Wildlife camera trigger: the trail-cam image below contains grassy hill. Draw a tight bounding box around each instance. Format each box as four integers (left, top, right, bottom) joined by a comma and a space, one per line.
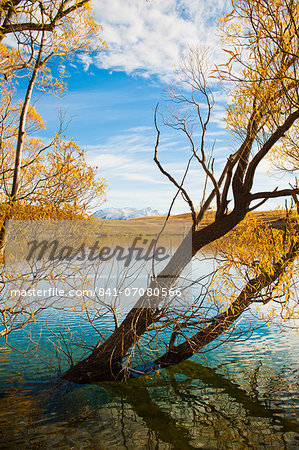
92, 210, 286, 240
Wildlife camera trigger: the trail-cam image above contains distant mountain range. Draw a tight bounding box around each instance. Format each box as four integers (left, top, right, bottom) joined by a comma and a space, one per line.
93, 207, 164, 220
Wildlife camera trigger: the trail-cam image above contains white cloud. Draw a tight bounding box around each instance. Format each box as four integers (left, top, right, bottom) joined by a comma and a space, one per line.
91, 0, 230, 79
89, 153, 130, 169
120, 172, 166, 184
86, 131, 156, 160
78, 54, 93, 71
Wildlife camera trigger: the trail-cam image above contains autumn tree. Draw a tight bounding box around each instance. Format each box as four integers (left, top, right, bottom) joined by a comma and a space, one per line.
0, 0, 106, 338
0, 0, 106, 221
61, 0, 299, 383
0, 0, 96, 75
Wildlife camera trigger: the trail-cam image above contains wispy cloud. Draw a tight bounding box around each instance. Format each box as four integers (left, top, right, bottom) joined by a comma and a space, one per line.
91, 0, 230, 79
90, 153, 130, 169
119, 173, 166, 184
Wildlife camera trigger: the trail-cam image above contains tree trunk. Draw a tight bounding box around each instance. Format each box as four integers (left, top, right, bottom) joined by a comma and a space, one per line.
0, 37, 43, 260
62, 205, 249, 383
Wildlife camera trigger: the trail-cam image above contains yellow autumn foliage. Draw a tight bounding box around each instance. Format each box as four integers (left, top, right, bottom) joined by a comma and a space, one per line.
213, 210, 299, 321
0, 0, 106, 224
218, 0, 299, 138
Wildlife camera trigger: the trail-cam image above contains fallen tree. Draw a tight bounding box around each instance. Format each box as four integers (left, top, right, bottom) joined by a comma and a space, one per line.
61, 0, 299, 383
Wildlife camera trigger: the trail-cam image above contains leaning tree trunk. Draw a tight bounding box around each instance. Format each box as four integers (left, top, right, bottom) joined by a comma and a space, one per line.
62, 205, 249, 383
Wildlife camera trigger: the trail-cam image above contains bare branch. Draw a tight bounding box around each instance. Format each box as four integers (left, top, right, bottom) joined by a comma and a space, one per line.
154, 104, 197, 228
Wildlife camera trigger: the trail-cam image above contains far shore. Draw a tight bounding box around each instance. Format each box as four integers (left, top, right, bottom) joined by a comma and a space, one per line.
89, 210, 287, 250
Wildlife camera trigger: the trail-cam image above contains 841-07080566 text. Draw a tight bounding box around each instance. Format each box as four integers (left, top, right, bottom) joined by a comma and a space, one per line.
9, 287, 182, 298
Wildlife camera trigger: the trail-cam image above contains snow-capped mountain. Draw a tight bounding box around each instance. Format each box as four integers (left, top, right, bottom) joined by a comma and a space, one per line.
93, 207, 164, 220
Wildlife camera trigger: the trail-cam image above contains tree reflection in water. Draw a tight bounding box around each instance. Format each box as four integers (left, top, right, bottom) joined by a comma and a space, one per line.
0, 359, 298, 448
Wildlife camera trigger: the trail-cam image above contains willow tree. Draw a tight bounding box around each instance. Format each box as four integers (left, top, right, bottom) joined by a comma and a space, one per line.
0, 0, 96, 75
60, 0, 299, 384
0, 0, 106, 226
0, 0, 106, 338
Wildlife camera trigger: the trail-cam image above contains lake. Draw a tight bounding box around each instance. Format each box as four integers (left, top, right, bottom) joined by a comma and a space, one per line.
0, 306, 298, 449
1, 225, 299, 448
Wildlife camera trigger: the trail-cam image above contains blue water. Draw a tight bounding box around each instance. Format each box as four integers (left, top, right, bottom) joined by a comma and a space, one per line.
0, 306, 298, 449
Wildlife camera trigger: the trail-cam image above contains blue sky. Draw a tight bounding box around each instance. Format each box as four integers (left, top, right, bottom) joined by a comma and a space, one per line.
27, 0, 293, 214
